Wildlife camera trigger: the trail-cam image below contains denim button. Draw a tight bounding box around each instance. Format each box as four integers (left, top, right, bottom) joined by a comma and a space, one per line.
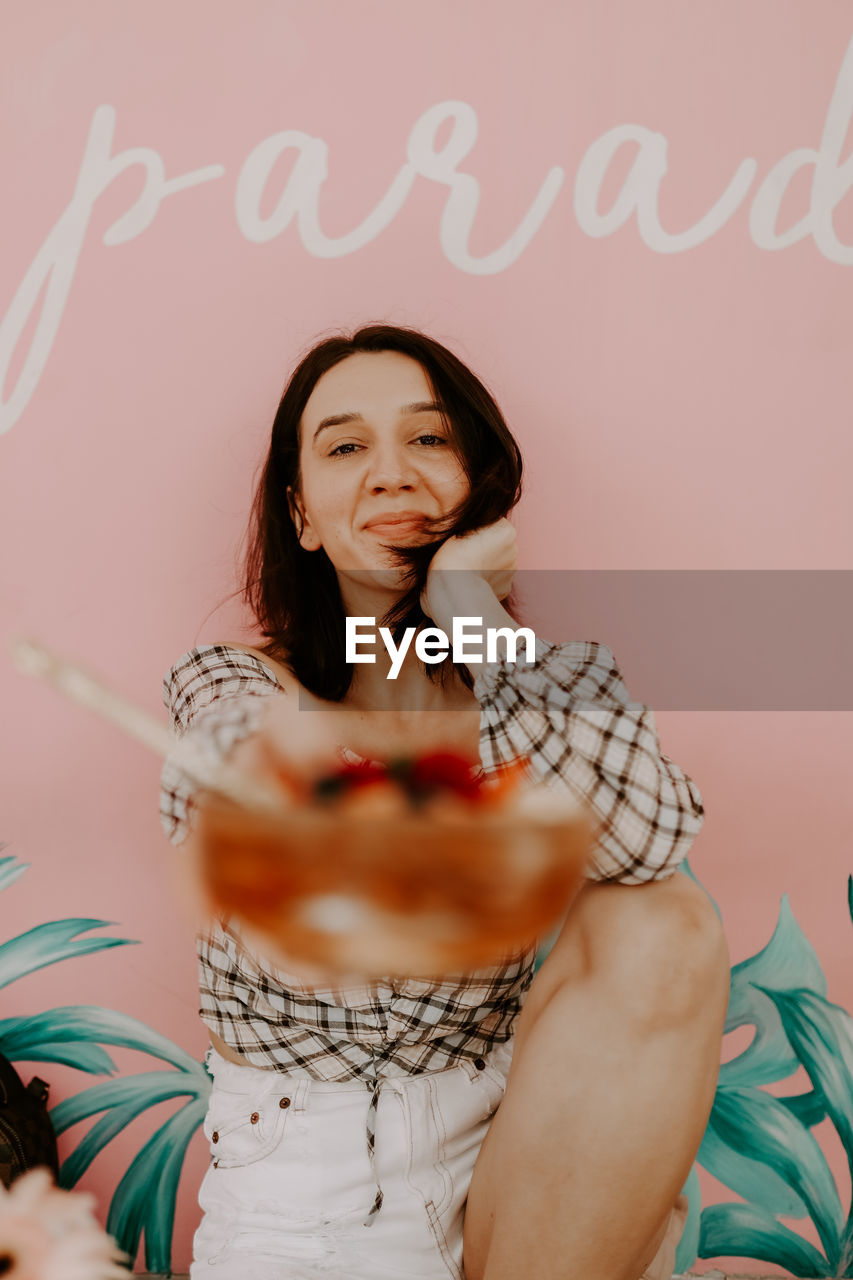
279, 1097, 291, 1109
250, 1112, 259, 1124
474, 1058, 486, 1071
212, 1131, 219, 1142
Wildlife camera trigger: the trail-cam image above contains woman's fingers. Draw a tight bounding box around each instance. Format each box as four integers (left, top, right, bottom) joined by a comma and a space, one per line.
421, 519, 519, 625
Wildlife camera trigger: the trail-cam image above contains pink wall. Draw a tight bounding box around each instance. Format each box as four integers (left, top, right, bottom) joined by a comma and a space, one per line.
2, 4, 852, 1273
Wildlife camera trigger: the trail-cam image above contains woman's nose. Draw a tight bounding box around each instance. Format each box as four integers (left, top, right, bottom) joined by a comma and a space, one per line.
365, 446, 419, 493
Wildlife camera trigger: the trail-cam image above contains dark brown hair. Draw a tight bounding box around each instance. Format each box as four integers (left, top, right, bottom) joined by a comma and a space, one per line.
242, 323, 523, 701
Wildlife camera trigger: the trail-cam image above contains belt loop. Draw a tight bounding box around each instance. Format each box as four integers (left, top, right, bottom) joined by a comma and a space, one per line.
458, 1057, 479, 1083
287, 1079, 310, 1113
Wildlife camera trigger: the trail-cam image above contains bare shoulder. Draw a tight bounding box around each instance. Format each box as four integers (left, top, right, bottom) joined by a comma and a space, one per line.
218, 641, 299, 695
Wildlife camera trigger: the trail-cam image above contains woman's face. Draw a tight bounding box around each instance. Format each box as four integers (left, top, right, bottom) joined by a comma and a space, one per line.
293, 351, 470, 577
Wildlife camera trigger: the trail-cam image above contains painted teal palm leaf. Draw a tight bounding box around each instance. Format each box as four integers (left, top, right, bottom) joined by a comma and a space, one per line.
53, 1069, 211, 1187
697, 1124, 809, 1221
755, 984, 853, 1274
0, 1030, 119, 1074
699, 1202, 832, 1278
779, 1087, 829, 1128
703, 1085, 843, 1268
106, 1095, 208, 1275
720, 895, 827, 1090
0, 1006, 202, 1073
0, 853, 209, 1274
756, 987, 853, 1176
689, 892, 834, 1223
0, 919, 138, 989
52, 1067, 210, 1135
666, 885, 848, 1275
0, 853, 29, 892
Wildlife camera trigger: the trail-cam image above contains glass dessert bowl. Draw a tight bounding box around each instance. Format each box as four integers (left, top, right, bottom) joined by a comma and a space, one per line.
195, 753, 594, 978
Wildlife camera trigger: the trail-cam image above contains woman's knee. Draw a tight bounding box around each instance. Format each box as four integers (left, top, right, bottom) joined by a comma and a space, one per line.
552, 871, 731, 1031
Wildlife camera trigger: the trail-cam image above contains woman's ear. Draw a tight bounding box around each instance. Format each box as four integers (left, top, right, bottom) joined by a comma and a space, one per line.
287, 486, 322, 551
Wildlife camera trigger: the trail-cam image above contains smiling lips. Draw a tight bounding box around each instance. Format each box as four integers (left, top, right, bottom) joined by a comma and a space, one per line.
363, 511, 429, 539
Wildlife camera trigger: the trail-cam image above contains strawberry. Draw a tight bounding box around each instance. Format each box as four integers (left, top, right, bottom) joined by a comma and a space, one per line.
407, 751, 482, 801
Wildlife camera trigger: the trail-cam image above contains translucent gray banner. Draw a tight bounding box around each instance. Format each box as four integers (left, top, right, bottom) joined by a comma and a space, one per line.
511, 570, 852, 711
300, 571, 852, 710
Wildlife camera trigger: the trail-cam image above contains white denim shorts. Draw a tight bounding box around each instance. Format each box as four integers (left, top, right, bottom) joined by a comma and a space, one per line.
190, 1040, 514, 1279
190, 1041, 688, 1280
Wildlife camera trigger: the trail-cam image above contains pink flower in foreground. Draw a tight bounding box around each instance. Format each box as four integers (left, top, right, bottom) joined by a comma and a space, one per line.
0, 1168, 127, 1280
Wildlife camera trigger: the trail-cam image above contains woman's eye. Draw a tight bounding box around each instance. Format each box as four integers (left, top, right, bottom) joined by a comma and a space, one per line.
327, 435, 447, 457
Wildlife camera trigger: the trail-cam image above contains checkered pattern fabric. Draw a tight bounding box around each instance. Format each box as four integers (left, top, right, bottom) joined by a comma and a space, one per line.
159, 640, 704, 1221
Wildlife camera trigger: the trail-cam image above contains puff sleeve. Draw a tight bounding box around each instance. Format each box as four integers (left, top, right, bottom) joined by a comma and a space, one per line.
159, 645, 282, 845
474, 638, 704, 883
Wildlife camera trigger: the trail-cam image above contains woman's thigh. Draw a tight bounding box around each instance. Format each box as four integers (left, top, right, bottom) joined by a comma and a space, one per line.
462, 876, 717, 1280
190, 1043, 512, 1280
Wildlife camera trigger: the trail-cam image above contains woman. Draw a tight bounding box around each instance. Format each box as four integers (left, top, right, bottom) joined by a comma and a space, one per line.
160, 324, 730, 1280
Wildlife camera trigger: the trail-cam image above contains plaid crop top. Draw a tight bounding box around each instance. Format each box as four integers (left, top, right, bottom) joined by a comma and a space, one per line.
159, 639, 704, 1222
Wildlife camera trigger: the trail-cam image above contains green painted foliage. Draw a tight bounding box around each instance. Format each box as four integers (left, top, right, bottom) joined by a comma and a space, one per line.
675, 864, 853, 1277
0, 852, 210, 1276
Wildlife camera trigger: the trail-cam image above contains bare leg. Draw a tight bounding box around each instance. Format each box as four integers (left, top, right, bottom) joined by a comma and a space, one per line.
463, 872, 730, 1280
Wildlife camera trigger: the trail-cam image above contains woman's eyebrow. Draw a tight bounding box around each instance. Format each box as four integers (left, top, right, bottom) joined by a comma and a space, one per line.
312, 401, 441, 442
